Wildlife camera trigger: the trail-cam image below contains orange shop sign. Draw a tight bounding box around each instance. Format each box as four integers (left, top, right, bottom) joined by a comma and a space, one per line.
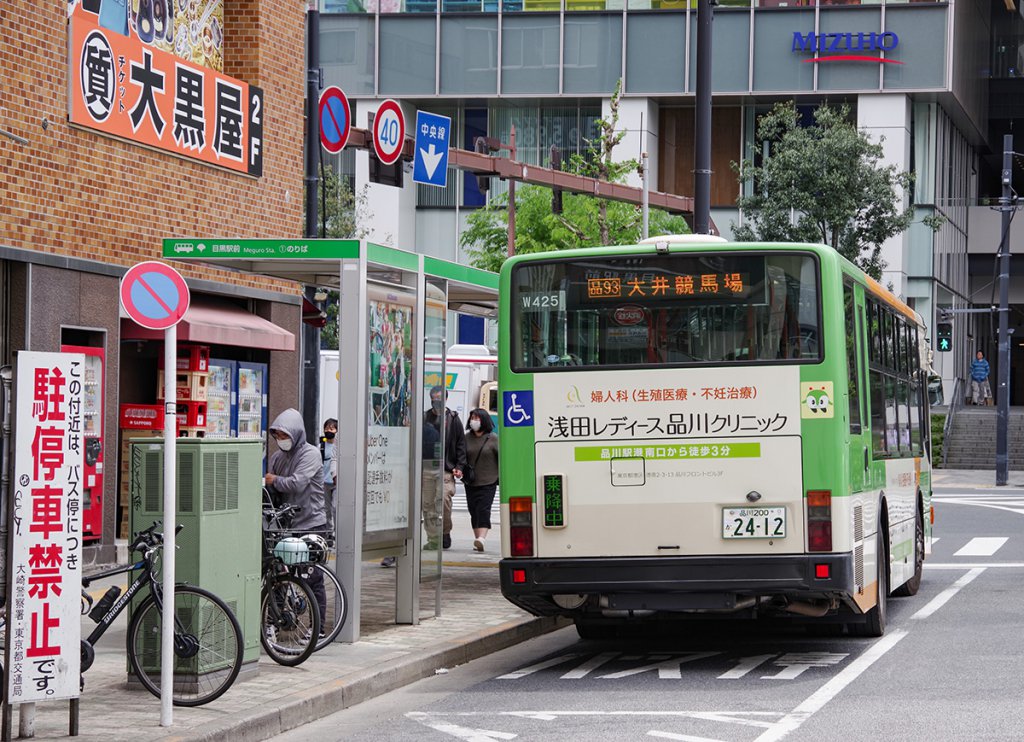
68, 11, 263, 177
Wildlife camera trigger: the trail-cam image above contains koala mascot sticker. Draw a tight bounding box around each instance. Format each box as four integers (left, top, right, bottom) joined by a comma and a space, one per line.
801, 382, 834, 419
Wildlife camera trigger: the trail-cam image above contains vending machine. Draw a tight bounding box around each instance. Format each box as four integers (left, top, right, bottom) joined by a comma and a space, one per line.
61, 344, 104, 541
206, 359, 237, 438
236, 361, 268, 440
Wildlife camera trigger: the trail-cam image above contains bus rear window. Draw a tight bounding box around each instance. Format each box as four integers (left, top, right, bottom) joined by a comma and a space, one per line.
511, 252, 821, 370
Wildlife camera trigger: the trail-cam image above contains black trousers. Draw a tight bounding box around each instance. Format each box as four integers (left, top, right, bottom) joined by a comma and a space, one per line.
465, 483, 497, 530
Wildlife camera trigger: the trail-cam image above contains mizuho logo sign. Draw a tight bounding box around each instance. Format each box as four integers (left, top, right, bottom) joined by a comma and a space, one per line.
792, 31, 902, 65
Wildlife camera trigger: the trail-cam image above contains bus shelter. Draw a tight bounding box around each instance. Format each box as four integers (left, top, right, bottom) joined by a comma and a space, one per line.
162, 239, 498, 642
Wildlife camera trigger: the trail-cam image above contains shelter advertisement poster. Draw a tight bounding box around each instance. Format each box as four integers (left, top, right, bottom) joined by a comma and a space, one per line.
366, 300, 413, 532
5, 352, 85, 703
68, 0, 263, 176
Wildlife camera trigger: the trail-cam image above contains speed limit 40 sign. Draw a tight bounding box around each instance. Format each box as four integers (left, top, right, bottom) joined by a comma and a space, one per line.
372, 99, 406, 166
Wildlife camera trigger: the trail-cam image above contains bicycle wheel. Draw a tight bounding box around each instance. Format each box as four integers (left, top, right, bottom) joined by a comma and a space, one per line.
310, 563, 348, 651
127, 585, 243, 707
260, 574, 320, 667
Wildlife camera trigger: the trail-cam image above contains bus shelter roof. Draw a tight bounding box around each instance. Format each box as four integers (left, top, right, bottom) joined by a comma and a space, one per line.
161, 238, 498, 315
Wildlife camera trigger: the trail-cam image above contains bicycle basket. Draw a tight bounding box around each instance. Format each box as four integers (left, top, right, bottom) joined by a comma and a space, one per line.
273, 537, 309, 565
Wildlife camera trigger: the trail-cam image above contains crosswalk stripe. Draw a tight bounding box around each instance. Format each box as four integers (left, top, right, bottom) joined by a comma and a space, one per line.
953, 537, 1008, 557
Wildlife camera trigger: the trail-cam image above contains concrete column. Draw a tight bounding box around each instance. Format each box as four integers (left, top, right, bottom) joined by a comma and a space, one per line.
355, 100, 419, 249
601, 97, 658, 190
857, 94, 912, 299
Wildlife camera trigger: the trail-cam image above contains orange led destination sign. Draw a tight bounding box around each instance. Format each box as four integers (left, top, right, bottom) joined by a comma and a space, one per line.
585, 272, 748, 301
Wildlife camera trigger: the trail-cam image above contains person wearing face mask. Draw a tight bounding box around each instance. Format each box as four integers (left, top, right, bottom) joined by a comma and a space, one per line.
320, 418, 338, 531
265, 408, 327, 625
463, 409, 499, 552
423, 385, 466, 550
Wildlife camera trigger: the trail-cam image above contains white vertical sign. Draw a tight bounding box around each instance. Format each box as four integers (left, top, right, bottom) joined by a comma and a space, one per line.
5, 351, 84, 703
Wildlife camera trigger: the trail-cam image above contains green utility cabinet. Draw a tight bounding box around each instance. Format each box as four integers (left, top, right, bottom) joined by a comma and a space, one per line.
129, 438, 263, 669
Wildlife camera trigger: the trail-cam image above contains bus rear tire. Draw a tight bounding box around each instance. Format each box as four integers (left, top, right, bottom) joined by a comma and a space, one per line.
849, 528, 887, 638
892, 506, 924, 597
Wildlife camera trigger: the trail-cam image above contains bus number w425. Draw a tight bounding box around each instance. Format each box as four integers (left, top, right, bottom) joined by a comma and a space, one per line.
520, 292, 563, 311
722, 506, 786, 539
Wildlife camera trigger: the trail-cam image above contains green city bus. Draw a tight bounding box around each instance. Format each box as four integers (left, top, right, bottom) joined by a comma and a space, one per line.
497, 236, 932, 638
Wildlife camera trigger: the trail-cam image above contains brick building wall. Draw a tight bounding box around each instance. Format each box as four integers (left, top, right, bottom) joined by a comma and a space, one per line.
0, 0, 305, 290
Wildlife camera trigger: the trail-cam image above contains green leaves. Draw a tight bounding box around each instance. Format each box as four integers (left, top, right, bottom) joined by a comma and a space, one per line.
733, 102, 918, 280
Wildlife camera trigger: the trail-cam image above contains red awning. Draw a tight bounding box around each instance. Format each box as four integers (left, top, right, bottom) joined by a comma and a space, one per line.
121, 298, 295, 351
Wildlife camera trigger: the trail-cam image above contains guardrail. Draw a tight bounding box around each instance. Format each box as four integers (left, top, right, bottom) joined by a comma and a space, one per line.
940, 377, 964, 469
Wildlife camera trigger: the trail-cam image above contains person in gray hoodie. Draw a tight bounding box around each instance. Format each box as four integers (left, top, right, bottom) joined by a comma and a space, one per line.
264, 408, 327, 626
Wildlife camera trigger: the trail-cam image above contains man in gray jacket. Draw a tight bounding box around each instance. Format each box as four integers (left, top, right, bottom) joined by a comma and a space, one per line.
264, 408, 327, 626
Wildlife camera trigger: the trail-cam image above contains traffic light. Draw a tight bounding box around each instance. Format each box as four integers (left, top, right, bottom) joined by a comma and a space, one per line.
936, 322, 953, 352
474, 136, 491, 193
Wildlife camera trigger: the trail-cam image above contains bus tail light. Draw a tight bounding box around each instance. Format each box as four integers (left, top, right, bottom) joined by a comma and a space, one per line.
509, 497, 534, 557
807, 490, 832, 552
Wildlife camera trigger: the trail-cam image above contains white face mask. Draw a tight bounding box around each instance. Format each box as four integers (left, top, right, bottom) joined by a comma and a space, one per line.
469, 420, 481, 432
276, 437, 293, 452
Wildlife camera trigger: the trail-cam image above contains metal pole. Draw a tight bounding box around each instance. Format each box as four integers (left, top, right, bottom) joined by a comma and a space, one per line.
507, 125, 517, 258
303, 1, 323, 442
996, 133, 1013, 486
641, 151, 650, 239
160, 325, 177, 726
694, 0, 714, 235
305, 0, 321, 240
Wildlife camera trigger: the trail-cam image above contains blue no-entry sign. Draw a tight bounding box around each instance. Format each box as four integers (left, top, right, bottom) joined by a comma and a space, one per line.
120, 261, 190, 331
319, 86, 351, 155
413, 110, 451, 188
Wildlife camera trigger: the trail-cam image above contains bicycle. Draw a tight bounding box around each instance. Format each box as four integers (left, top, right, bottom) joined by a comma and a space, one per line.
79, 521, 243, 706
260, 503, 321, 667
263, 499, 348, 652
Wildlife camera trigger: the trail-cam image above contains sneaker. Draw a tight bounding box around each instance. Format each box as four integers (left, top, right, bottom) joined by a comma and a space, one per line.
442, 534, 452, 550
473, 537, 485, 552
380, 556, 396, 568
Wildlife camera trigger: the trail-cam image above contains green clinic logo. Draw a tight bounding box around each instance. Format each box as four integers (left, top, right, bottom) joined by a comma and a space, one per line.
801, 381, 834, 418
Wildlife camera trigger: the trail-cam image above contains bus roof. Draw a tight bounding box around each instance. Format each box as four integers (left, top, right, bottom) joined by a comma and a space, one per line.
501, 240, 923, 328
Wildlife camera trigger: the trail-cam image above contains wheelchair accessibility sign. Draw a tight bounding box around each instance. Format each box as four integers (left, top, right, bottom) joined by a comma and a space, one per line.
503, 391, 534, 427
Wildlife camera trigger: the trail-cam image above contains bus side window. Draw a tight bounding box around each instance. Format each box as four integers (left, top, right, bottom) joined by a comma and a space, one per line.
843, 282, 862, 433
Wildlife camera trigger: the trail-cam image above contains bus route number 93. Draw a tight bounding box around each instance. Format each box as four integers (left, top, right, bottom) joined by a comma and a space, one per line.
722, 506, 786, 539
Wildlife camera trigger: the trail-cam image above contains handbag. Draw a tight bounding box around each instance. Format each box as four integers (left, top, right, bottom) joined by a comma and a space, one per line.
462, 437, 487, 485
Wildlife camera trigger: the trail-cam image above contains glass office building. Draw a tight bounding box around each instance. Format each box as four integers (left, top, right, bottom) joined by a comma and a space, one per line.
322, 0, 1024, 402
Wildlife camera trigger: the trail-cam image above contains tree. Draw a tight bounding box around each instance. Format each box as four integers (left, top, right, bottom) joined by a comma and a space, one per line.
461, 80, 689, 272
314, 164, 377, 350
733, 102, 936, 280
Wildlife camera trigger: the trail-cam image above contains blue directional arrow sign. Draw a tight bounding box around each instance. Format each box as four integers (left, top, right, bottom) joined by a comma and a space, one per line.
413, 110, 451, 188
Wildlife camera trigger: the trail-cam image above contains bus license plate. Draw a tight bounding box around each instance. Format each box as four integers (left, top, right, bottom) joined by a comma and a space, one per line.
723, 507, 786, 539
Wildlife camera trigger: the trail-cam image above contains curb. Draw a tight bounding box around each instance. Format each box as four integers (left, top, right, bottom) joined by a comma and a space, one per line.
159, 614, 569, 742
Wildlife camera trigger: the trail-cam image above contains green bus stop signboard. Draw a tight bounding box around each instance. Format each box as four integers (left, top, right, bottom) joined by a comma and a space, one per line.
163, 239, 361, 260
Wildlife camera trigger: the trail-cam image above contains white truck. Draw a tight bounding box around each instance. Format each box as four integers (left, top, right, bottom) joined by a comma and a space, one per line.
319, 344, 497, 427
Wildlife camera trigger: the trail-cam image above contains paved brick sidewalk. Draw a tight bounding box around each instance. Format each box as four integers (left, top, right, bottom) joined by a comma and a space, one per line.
16, 553, 561, 742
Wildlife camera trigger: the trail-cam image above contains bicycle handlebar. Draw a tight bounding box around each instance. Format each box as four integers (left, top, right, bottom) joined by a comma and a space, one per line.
129, 521, 184, 554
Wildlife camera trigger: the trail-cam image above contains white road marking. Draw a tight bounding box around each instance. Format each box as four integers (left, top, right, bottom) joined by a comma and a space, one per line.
406, 717, 517, 741
931, 537, 940, 545
718, 654, 775, 679
496, 654, 582, 680
600, 652, 719, 680
648, 731, 725, 742
926, 562, 1024, 568
762, 653, 847, 680
954, 537, 1008, 557
561, 651, 619, 679
911, 567, 985, 620
752, 629, 908, 742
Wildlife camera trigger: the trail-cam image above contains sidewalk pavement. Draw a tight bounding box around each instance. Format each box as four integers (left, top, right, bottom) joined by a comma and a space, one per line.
19, 523, 564, 742
932, 467, 1024, 490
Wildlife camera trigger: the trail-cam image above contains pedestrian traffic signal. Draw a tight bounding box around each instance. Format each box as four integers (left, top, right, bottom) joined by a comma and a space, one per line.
936, 322, 953, 352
